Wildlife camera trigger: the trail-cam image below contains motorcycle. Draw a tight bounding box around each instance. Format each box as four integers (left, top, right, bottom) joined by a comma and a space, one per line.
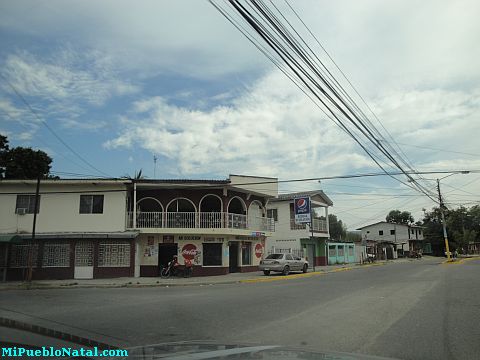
160, 261, 193, 278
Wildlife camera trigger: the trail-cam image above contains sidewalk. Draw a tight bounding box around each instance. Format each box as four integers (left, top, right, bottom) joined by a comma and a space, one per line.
0, 258, 412, 291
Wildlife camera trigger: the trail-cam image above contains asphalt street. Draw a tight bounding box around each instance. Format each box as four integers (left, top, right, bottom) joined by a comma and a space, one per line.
1, 257, 479, 360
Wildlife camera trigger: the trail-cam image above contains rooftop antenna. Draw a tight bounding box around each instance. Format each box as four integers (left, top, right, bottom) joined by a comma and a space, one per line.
153, 154, 158, 179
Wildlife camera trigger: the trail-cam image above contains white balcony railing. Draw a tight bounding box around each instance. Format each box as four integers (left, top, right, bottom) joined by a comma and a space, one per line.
126, 211, 274, 232
290, 218, 328, 233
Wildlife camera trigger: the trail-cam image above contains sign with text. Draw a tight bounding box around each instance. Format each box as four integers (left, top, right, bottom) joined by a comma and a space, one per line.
294, 197, 311, 224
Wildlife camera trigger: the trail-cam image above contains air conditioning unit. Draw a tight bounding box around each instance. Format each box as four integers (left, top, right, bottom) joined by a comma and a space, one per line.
16, 208, 27, 215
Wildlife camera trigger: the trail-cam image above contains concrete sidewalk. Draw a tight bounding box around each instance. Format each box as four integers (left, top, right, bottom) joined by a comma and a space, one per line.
0, 258, 416, 291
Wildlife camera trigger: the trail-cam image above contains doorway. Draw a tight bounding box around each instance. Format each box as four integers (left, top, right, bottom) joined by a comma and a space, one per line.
158, 244, 178, 273
74, 241, 94, 279
229, 243, 238, 273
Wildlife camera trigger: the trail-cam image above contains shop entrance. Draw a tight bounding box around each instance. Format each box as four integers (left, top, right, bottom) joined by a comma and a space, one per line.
229, 243, 238, 273
158, 244, 178, 273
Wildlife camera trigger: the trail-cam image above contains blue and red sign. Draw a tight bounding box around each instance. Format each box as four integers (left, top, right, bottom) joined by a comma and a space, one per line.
294, 197, 311, 224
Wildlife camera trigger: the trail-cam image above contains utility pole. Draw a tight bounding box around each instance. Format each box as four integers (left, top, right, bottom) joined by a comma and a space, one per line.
153, 154, 157, 179
437, 179, 451, 261
26, 176, 41, 283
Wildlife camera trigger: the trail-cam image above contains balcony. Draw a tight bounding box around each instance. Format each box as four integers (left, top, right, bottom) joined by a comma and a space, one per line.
290, 218, 328, 233
126, 212, 275, 232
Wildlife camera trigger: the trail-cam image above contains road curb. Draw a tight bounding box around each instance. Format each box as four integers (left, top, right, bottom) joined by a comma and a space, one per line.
0, 259, 403, 290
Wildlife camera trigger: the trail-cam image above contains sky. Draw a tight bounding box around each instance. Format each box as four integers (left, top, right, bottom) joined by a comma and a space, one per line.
0, 0, 479, 230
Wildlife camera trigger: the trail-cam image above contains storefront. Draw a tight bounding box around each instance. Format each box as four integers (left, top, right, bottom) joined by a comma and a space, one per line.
137, 233, 265, 276
2, 232, 138, 281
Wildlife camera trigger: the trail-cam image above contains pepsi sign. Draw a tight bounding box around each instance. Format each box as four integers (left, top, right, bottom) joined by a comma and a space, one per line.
294, 196, 311, 224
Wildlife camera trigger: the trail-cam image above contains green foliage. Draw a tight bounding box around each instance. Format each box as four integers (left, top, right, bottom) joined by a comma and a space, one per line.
328, 214, 347, 241
386, 209, 414, 224
0, 134, 52, 179
345, 231, 361, 242
421, 205, 480, 254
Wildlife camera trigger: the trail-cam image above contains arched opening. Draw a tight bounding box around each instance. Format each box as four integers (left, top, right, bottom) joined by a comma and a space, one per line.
227, 197, 246, 215
199, 194, 223, 228
137, 197, 163, 212
136, 197, 163, 228
227, 197, 247, 229
166, 198, 196, 228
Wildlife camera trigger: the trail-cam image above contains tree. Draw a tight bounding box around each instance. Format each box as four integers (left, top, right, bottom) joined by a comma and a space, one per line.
0, 134, 9, 178
0, 134, 53, 179
386, 209, 414, 224
328, 214, 347, 241
421, 205, 480, 255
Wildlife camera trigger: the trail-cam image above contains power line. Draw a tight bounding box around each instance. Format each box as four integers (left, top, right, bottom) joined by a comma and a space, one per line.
1, 74, 113, 178
210, 0, 439, 203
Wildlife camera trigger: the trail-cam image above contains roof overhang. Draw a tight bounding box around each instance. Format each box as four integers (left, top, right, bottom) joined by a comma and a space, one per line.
13, 231, 140, 240
0, 234, 23, 243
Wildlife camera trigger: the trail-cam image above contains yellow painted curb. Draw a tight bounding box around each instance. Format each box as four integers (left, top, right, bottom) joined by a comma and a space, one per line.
240, 261, 391, 284
240, 271, 326, 284
442, 257, 479, 266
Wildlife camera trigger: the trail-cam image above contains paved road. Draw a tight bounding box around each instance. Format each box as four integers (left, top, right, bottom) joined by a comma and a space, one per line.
1, 257, 479, 359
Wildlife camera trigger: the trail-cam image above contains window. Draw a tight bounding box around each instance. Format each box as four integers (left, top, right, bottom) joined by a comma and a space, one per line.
379, 230, 384, 235
241, 242, 252, 265
203, 243, 222, 266
266, 254, 283, 259
80, 195, 104, 214
267, 209, 278, 222
411, 229, 414, 234
10, 244, 39, 268
43, 242, 70, 267
338, 246, 344, 257
286, 254, 294, 260
418, 230, 422, 235
98, 241, 130, 267
390, 230, 396, 235
348, 246, 354, 257
328, 245, 336, 257
15, 195, 40, 214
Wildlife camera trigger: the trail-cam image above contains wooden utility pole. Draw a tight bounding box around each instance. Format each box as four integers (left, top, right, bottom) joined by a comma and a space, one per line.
26, 176, 40, 282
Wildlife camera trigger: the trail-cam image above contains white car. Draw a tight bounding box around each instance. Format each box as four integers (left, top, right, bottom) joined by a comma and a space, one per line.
259, 253, 309, 275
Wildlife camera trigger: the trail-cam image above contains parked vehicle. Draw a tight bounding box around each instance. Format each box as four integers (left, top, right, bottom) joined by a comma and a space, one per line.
259, 253, 308, 275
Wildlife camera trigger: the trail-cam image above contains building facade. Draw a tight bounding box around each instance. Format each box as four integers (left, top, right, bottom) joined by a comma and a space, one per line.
266, 191, 333, 266
0, 175, 277, 281
357, 221, 425, 259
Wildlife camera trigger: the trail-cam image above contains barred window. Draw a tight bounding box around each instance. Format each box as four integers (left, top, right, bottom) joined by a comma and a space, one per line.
10, 244, 39, 268
80, 195, 104, 214
42, 242, 71, 267
16, 195, 40, 214
348, 246, 354, 257
98, 241, 130, 267
267, 209, 278, 222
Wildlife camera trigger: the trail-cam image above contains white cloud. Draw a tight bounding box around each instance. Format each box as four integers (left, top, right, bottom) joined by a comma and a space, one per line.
1, 50, 139, 106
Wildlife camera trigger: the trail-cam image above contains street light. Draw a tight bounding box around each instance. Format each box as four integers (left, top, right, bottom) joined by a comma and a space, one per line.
436, 171, 470, 261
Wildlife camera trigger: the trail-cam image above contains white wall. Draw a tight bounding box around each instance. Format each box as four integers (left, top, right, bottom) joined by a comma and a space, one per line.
266, 201, 309, 251
0, 182, 127, 234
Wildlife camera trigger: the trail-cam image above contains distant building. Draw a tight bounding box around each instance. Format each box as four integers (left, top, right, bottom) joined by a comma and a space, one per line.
356, 221, 425, 259
266, 191, 337, 266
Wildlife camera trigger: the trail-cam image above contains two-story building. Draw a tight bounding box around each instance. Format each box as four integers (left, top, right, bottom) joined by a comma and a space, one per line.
266, 191, 333, 266
0, 175, 277, 281
128, 175, 277, 277
357, 221, 425, 259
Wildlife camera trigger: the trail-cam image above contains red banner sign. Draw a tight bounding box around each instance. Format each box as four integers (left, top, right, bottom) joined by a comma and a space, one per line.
255, 243, 263, 258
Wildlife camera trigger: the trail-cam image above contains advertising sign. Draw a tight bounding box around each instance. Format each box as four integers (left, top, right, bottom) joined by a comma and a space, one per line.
294, 197, 311, 224
181, 244, 197, 260
255, 243, 263, 258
